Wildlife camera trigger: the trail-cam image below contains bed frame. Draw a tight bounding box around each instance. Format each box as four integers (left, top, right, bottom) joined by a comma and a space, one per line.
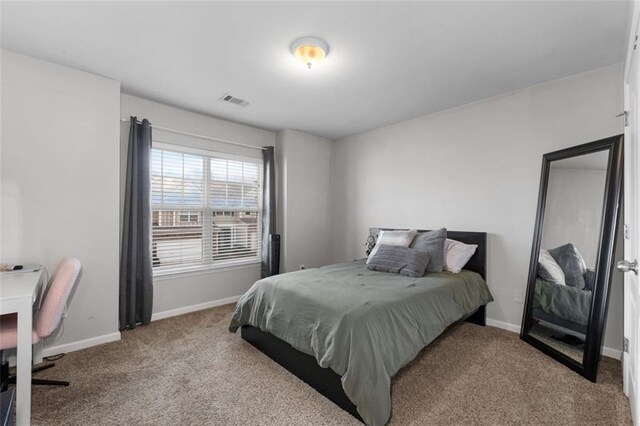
241, 230, 488, 423
532, 308, 588, 335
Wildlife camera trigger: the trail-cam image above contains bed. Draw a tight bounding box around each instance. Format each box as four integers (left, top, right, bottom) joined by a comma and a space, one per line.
532, 277, 593, 335
229, 230, 492, 426
533, 244, 595, 336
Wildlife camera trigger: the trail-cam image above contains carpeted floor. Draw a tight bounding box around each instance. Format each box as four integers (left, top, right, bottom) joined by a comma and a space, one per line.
28, 304, 631, 425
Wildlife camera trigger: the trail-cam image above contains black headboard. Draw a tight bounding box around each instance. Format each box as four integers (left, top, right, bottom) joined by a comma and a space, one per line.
369, 228, 487, 280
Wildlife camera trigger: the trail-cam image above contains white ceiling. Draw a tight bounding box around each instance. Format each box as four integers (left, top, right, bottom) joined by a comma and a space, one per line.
1, 1, 630, 140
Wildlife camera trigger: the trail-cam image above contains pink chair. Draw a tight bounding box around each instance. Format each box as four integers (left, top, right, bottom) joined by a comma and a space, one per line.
0, 257, 81, 389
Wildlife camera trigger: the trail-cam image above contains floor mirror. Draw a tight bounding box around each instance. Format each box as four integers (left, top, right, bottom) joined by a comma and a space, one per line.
520, 135, 623, 381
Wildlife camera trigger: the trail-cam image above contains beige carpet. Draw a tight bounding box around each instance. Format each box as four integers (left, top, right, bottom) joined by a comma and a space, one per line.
28, 304, 630, 425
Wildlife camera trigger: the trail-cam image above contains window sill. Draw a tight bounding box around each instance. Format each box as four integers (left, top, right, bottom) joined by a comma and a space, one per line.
153, 259, 261, 281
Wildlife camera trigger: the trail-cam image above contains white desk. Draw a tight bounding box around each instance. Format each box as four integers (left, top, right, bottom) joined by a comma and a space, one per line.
0, 270, 43, 426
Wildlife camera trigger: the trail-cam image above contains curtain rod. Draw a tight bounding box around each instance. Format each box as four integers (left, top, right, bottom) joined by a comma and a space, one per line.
121, 118, 268, 151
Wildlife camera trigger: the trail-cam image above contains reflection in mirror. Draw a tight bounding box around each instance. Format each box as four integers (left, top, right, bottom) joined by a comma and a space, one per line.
528, 150, 609, 364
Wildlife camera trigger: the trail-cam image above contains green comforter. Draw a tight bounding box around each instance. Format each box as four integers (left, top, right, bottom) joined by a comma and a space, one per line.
533, 278, 592, 326
229, 260, 493, 426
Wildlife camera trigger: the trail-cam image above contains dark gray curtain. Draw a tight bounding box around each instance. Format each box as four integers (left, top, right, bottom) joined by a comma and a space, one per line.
261, 146, 276, 278
120, 117, 153, 329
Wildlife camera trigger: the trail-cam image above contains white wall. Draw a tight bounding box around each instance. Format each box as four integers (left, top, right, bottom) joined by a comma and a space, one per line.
542, 166, 608, 269
276, 129, 333, 273
120, 94, 276, 317
1, 50, 121, 351
330, 63, 624, 352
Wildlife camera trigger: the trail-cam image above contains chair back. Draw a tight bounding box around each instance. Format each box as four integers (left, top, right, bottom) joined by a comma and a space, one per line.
35, 257, 81, 338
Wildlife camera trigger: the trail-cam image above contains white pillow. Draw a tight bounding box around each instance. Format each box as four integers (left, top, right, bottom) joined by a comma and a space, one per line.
538, 249, 566, 285
366, 229, 418, 264
444, 239, 478, 273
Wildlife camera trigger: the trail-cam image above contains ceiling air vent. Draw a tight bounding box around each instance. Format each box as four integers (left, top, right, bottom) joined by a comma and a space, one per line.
220, 93, 249, 107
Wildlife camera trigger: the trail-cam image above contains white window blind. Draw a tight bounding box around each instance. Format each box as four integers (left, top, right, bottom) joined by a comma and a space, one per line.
151, 144, 262, 274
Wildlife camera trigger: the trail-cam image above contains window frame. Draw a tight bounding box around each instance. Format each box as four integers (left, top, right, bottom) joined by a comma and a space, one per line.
151, 141, 263, 277
178, 212, 199, 224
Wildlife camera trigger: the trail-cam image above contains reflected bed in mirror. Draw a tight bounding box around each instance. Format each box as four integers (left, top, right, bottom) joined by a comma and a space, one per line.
521, 135, 623, 381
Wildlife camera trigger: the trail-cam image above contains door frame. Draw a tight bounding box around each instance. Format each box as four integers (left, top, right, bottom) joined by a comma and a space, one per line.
623, 1, 640, 421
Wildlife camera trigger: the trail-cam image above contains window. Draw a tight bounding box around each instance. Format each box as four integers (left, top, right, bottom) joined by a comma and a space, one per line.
179, 212, 199, 224
151, 144, 262, 274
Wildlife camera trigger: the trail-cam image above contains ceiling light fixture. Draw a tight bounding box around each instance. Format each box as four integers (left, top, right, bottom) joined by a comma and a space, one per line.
290, 36, 329, 69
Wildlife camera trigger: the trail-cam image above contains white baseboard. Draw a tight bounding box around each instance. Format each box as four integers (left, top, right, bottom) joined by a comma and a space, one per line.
39, 297, 241, 357
602, 347, 623, 360
43, 332, 121, 357
486, 318, 521, 334
486, 318, 621, 360
151, 295, 241, 322
38, 303, 623, 361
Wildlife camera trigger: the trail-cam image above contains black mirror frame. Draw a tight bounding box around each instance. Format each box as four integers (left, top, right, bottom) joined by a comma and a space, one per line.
520, 134, 623, 382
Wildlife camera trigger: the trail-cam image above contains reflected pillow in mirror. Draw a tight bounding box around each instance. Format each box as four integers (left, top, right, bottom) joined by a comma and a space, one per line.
367, 245, 431, 278
410, 228, 447, 272
548, 243, 587, 289
444, 239, 477, 273
538, 249, 566, 285
366, 229, 418, 264
583, 269, 596, 292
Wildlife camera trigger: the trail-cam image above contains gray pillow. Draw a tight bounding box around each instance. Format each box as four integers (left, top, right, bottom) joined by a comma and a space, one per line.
367, 245, 431, 278
548, 243, 587, 290
583, 269, 596, 292
409, 228, 447, 272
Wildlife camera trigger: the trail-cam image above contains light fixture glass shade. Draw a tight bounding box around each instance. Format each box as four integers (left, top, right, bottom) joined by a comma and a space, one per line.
291, 37, 329, 69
